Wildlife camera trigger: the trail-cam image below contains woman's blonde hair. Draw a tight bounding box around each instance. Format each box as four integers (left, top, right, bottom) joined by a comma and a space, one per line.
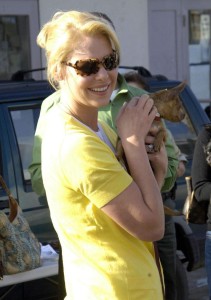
37, 11, 120, 89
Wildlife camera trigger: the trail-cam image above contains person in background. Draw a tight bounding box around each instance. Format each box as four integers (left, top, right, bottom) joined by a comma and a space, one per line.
124, 70, 150, 90
34, 10, 168, 299
123, 70, 187, 300
191, 125, 211, 300
166, 128, 187, 179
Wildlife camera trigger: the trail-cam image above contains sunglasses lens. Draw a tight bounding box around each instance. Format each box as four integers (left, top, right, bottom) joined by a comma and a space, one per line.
76, 60, 98, 76
103, 53, 118, 70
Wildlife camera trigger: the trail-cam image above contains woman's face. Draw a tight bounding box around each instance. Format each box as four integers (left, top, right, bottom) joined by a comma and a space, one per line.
63, 35, 118, 109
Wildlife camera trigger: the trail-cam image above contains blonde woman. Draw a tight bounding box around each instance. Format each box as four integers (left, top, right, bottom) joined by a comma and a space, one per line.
39, 10, 167, 299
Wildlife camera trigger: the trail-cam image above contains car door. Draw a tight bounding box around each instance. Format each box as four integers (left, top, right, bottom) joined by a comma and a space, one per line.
0, 85, 57, 243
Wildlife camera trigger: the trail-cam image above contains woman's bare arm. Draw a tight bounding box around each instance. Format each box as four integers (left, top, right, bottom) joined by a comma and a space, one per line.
101, 95, 167, 241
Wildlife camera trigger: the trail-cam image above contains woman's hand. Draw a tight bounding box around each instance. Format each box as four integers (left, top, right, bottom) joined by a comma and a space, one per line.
116, 95, 157, 150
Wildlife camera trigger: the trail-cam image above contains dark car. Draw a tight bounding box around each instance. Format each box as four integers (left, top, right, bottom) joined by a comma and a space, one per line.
0, 80, 58, 300
0, 70, 209, 299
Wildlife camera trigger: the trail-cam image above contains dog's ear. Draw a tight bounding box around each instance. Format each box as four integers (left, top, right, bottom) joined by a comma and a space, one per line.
151, 81, 186, 103
150, 82, 186, 122
171, 81, 186, 95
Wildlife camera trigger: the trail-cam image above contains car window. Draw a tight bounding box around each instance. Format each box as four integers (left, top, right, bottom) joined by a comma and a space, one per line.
10, 108, 40, 182
164, 115, 197, 159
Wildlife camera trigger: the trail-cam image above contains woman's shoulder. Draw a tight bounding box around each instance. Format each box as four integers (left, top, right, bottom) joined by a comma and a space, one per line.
41, 90, 61, 114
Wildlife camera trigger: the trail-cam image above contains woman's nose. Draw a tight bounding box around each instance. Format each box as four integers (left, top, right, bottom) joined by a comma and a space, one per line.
95, 65, 109, 79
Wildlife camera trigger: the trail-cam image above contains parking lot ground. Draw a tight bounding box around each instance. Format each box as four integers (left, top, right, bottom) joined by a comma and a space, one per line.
187, 265, 209, 300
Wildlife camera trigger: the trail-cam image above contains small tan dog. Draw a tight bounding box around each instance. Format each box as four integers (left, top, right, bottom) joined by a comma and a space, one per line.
116, 81, 186, 216
116, 81, 186, 158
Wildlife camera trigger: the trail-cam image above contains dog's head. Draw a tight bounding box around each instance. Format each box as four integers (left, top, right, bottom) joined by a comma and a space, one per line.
150, 81, 186, 122
204, 140, 211, 167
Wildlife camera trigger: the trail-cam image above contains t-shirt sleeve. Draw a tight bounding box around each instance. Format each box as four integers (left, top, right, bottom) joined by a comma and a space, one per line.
60, 133, 133, 208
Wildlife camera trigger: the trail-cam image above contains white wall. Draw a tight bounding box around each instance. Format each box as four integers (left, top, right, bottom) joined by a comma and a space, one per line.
38, 0, 149, 69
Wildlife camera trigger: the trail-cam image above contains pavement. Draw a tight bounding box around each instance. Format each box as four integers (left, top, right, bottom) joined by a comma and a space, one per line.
187, 265, 209, 300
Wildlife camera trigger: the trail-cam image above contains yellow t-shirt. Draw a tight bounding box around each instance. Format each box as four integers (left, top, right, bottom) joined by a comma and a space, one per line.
42, 104, 163, 300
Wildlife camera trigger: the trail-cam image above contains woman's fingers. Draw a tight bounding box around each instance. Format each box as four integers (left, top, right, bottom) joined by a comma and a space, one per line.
116, 95, 159, 143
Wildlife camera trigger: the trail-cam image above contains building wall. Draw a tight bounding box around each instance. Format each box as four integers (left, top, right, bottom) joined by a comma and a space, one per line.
0, 0, 41, 79
38, 0, 149, 70
1, 0, 211, 90
148, 0, 211, 102
148, 0, 185, 81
